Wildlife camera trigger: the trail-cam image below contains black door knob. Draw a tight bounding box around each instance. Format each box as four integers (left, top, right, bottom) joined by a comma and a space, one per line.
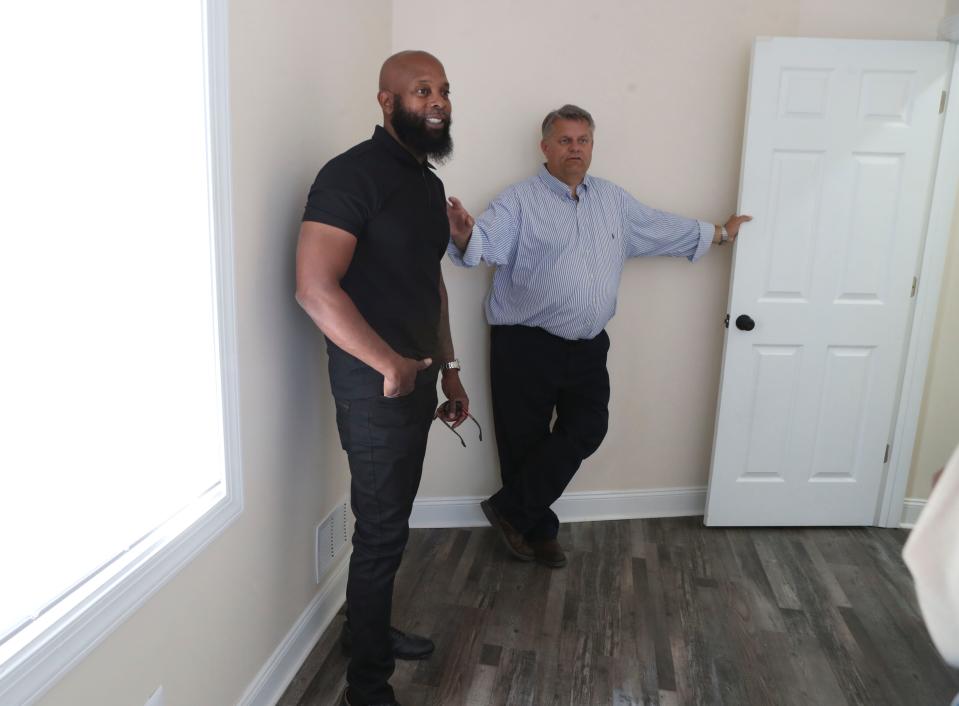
735, 314, 755, 331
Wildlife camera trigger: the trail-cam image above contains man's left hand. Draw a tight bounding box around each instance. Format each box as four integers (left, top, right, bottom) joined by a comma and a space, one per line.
437, 370, 470, 428
718, 214, 753, 244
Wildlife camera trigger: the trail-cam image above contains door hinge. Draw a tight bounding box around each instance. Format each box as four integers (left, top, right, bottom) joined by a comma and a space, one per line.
911, 276, 919, 298
941, 90, 948, 115
724, 314, 730, 329
884, 444, 891, 464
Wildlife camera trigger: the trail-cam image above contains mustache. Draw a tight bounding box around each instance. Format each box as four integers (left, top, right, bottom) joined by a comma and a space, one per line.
391, 95, 454, 163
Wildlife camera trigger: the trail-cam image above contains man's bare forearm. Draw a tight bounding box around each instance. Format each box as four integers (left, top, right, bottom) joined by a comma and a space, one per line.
436, 271, 469, 423
450, 228, 472, 253
296, 284, 402, 378
295, 222, 431, 397
437, 273, 455, 363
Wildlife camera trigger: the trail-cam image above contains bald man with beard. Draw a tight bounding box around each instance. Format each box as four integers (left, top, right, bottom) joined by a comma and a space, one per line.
296, 51, 469, 706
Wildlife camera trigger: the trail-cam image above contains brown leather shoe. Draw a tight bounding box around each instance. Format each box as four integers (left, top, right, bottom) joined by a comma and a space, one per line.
529, 538, 567, 568
480, 500, 534, 561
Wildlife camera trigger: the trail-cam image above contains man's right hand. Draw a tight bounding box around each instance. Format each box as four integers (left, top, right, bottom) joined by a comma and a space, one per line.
383, 356, 433, 398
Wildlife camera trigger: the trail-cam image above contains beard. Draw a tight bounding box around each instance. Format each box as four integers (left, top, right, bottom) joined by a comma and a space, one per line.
391, 95, 454, 164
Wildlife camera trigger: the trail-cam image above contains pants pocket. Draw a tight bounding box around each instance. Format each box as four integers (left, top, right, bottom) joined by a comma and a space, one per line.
334, 399, 352, 451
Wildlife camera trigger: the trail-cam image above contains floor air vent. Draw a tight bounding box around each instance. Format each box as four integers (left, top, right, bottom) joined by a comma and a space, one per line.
315, 499, 350, 583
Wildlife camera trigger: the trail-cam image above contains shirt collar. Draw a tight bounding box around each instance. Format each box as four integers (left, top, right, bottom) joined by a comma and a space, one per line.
372, 125, 435, 170
538, 164, 590, 198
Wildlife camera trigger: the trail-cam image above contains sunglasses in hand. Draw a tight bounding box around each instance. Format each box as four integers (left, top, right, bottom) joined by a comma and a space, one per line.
435, 400, 483, 448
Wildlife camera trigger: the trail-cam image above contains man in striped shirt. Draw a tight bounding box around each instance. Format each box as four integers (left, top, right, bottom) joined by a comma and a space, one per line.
446, 104, 750, 568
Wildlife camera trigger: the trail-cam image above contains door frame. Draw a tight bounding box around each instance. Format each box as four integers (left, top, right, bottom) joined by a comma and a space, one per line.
879, 31, 959, 527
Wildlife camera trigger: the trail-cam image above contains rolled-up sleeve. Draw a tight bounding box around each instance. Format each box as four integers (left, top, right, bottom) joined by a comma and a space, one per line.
623, 188, 713, 262
691, 220, 714, 262
446, 229, 484, 267
446, 189, 520, 268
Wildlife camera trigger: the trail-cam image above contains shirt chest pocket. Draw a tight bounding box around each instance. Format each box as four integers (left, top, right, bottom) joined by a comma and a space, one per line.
601, 225, 627, 259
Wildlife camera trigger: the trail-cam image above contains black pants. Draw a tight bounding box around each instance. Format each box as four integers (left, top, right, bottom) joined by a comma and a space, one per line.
334, 383, 437, 706
489, 325, 610, 541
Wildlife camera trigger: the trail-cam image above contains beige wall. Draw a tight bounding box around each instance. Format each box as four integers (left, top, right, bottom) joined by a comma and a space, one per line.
34, 2, 390, 705
395, 0, 952, 499
909, 194, 959, 498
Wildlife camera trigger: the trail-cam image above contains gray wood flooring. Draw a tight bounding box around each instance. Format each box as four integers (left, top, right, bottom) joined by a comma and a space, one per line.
278, 517, 959, 706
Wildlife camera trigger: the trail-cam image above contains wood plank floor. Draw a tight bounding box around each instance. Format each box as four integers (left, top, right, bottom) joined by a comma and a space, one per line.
278, 517, 959, 706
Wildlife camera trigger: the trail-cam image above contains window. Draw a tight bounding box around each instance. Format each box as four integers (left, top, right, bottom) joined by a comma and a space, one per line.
0, 2, 241, 703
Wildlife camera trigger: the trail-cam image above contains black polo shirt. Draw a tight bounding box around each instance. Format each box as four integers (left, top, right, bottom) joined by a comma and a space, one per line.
302, 126, 449, 399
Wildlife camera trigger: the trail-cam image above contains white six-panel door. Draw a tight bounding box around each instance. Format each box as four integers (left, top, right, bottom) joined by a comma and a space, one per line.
705, 38, 952, 526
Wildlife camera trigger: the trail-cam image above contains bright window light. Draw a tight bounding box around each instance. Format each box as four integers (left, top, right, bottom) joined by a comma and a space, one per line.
0, 0, 228, 666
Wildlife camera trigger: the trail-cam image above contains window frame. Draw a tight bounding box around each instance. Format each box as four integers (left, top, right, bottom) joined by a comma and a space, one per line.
0, 1, 243, 703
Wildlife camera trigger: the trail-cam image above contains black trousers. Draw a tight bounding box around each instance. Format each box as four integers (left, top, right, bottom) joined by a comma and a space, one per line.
334, 383, 437, 706
489, 325, 610, 541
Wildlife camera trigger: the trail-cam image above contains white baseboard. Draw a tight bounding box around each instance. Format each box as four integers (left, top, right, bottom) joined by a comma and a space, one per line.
236, 550, 349, 706
410, 488, 927, 529
899, 497, 927, 529
409, 486, 708, 528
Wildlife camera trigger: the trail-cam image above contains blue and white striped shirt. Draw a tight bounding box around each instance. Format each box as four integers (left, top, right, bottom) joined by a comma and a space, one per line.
447, 166, 714, 340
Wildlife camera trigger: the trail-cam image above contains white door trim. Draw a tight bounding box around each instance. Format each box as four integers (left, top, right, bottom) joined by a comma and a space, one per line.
879, 42, 959, 527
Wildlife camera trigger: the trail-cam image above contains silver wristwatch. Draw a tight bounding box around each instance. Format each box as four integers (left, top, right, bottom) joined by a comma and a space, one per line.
718, 226, 729, 245
441, 359, 461, 372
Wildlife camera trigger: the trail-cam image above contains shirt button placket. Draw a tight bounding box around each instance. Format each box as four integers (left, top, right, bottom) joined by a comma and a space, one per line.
579, 200, 597, 337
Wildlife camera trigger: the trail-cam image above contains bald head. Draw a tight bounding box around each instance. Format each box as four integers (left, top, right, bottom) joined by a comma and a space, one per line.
376, 50, 452, 162
379, 50, 445, 93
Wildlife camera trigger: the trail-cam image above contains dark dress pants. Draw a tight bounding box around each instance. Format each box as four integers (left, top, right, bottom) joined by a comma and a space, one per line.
489, 325, 610, 541
334, 382, 437, 706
